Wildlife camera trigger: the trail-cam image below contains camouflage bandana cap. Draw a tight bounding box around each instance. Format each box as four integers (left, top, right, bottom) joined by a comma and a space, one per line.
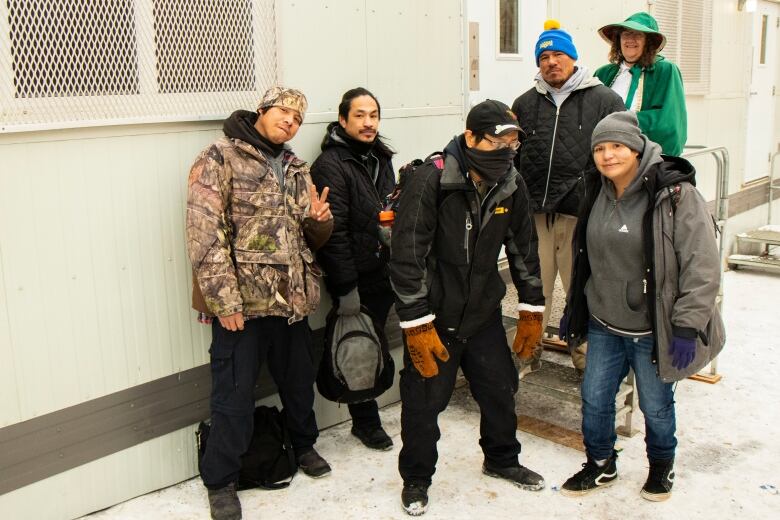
257, 86, 308, 121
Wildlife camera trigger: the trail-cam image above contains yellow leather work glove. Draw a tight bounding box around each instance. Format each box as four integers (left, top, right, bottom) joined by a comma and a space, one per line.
403, 322, 450, 378
513, 311, 544, 360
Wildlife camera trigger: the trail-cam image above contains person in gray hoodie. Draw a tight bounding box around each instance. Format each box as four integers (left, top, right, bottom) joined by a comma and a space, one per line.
558, 111, 724, 501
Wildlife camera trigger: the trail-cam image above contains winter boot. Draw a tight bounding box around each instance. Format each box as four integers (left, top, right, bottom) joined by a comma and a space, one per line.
641, 457, 674, 501
561, 451, 618, 497
207, 482, 241, 520
351, 425, 393, 451
482, 462, 545, 491
401, 481, 430, 516
297, 448, 332, 478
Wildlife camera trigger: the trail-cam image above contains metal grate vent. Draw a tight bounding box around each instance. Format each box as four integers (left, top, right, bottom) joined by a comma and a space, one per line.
9, 0, 140, 98
0, 0, 277, 132
153, 0, 255, 94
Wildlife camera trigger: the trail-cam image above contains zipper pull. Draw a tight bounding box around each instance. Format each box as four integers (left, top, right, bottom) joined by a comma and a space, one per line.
643, 278, 647, 294
465, 214, 473, 230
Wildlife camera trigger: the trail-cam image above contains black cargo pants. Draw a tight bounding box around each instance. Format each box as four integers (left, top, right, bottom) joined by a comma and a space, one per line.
200, 316, 319, 490
398, 312, 521, 486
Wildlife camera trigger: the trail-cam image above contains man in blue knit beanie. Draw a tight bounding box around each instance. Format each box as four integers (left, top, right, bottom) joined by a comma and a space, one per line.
534, 19, 578, 66
511, 20, 624, 376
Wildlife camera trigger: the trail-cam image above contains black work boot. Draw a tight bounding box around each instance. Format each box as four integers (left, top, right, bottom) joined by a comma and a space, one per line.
561, 451, 618, 497
351, 425, 394, 451
207, 482, 241, 520
297, 448, 332, 478
641, 457, 675, 501
401, 481, 430, 516
482, 462, 546, 491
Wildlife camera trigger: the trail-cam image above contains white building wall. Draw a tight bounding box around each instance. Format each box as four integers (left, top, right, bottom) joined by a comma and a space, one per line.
0, 1, 467, 518
466, 0, 548, 107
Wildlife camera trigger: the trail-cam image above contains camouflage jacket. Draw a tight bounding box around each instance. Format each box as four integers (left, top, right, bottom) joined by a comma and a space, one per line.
186, 137, 323, 323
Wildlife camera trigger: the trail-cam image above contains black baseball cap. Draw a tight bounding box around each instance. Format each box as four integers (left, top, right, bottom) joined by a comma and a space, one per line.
466, 99, 523, 138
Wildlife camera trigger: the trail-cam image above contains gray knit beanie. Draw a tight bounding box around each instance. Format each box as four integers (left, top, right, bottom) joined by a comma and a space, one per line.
591, 111, 645, 153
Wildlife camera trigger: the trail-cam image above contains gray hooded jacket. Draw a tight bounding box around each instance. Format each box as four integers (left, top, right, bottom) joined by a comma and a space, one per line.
564, 139, 725, 382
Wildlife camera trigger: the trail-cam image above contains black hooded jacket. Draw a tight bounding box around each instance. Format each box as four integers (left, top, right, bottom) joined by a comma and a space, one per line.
310, 122, 396, 296
390, 136, 544, 339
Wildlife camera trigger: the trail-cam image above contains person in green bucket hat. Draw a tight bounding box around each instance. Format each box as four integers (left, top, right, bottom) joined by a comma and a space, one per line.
594, 12, 687, 155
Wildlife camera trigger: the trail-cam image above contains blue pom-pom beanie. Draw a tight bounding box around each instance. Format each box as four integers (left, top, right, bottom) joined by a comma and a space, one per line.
535, 20, 578, 66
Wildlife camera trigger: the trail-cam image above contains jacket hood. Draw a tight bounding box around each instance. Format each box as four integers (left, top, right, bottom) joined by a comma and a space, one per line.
321, 121, 350, 151
534, 67, 604, 95
443, 135, 470, 179
223, 110, 287, 156
654, 154, 696, 190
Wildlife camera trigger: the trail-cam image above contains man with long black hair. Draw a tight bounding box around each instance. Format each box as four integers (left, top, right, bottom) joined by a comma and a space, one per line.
311, 88, 396, 450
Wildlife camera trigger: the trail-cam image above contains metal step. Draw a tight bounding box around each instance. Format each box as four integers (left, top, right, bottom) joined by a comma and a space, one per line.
727, 253, 780, 272
734, 225, 780, 246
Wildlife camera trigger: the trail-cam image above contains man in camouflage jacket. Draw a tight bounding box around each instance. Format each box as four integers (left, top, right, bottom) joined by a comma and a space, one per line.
186, 87, 333, 520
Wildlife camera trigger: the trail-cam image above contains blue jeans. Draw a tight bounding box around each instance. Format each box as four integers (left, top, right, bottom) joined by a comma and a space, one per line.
581, 320, 677, 461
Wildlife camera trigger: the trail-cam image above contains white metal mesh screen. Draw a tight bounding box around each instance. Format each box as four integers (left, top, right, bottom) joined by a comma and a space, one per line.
0, 0, 277, 132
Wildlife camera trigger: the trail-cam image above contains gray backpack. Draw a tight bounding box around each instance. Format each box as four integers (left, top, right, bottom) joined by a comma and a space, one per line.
317, 307, 394, 403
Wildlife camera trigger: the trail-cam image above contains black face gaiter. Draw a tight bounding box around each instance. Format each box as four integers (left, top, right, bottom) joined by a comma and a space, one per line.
463, 145, 516, 185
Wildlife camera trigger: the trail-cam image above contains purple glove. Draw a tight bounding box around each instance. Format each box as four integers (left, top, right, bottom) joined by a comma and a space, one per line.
559, 314, 569, 341
670, 336, 696, 370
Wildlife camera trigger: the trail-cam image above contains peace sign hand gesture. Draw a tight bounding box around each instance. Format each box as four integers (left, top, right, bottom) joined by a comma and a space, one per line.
309, 185, 332, 222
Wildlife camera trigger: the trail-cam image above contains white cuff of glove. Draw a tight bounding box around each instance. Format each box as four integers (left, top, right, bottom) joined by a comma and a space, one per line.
518, 303, 545, 313
399, 314, 436, 329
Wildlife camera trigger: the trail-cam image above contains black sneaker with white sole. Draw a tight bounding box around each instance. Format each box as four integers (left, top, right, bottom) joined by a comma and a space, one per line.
482, 463, 546, 491
561, 452, 618, 497
401, 482, 429, 516
640, 457, 674, 502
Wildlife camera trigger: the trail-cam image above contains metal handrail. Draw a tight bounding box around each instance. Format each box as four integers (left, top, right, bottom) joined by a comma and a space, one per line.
681, 146, 730, 377
768, 151, 780, 226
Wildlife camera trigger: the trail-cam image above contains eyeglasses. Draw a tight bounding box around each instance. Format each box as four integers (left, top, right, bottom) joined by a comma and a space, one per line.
483, 136, 521, 151
620, 30, 645, 41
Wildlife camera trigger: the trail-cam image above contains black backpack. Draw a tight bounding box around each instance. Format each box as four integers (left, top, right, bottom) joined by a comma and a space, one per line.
196, 405, 297, 490
317, 306, 394, 404
385, 153, 445, 212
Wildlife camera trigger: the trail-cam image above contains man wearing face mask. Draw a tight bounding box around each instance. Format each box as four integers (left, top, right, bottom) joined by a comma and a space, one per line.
390, 100, 546, 516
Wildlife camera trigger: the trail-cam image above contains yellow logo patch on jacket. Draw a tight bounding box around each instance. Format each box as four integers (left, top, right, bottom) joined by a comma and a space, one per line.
494, 206, 509, 215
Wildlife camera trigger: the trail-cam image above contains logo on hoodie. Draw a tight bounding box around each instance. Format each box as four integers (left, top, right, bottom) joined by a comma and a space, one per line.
618, 224, 629, 233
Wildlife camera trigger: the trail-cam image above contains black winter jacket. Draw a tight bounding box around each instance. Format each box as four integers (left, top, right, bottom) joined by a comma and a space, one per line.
311, 123, 396, 296
512, 75, 624, 216
390, 136, 544, 339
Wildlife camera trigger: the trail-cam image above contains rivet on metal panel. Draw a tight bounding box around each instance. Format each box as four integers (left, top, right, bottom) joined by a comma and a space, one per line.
59, 453, 64, 458
130, 403, 135, 408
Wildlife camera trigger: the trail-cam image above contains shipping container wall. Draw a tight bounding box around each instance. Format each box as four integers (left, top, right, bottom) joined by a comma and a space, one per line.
0, 1, 466, 518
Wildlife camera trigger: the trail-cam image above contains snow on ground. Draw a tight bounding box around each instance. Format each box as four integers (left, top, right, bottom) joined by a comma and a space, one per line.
85, 270, 780, 519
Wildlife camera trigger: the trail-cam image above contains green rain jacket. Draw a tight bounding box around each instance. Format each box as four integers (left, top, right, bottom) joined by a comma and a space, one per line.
595, 56, 687, 156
